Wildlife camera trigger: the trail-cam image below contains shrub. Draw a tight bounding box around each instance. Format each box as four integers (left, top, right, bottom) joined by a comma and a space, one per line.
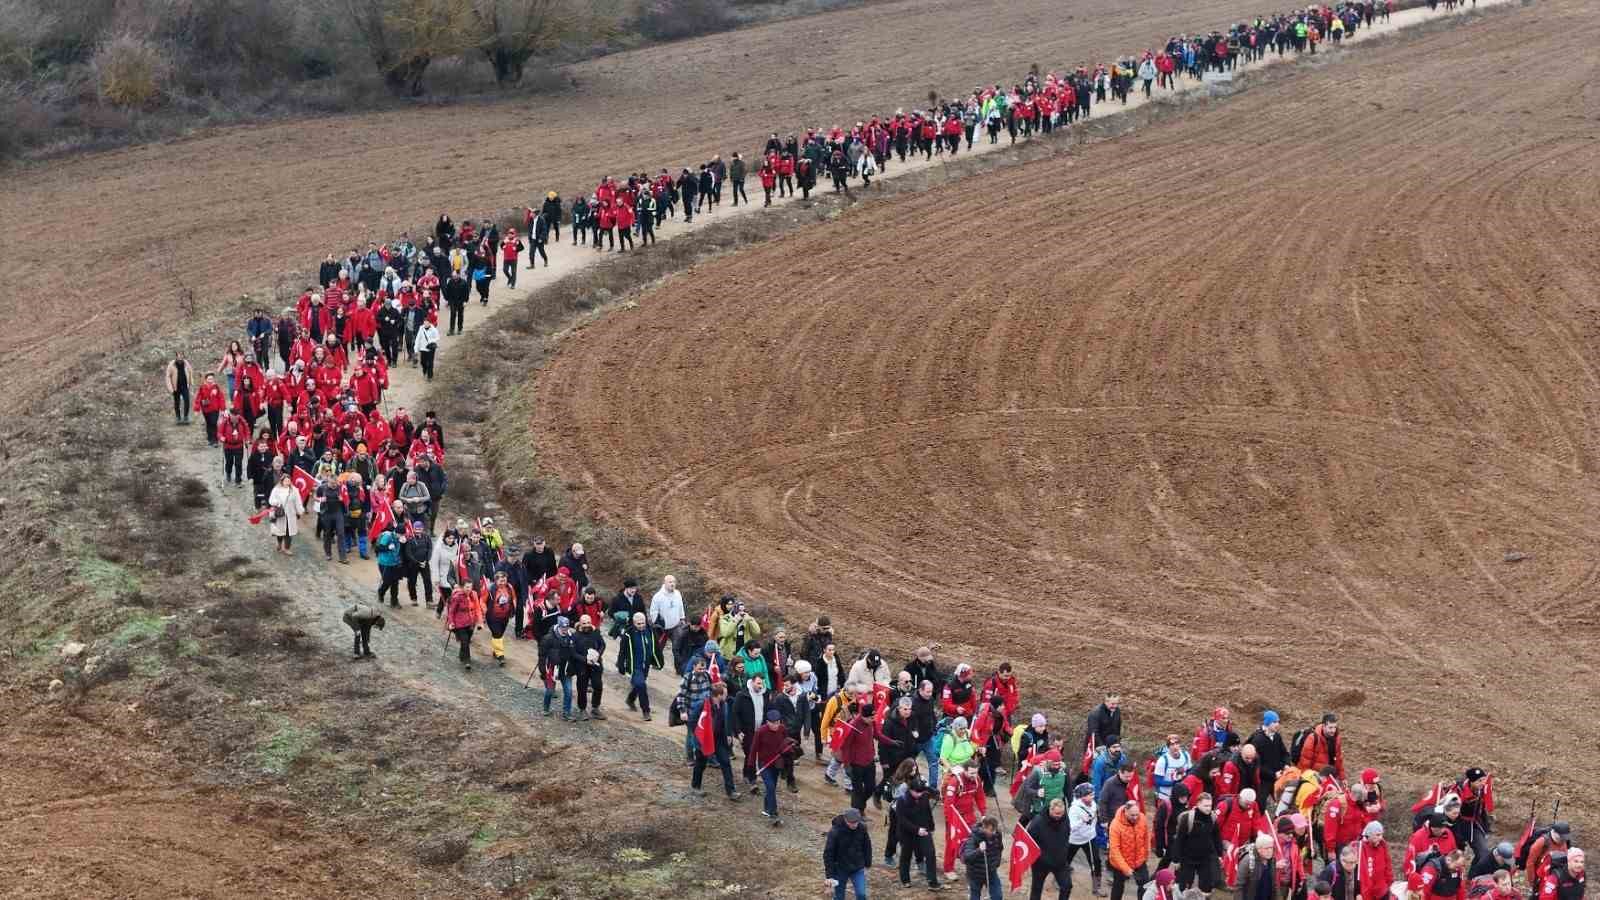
92, 33, 171, 108
634, 0, 733, 41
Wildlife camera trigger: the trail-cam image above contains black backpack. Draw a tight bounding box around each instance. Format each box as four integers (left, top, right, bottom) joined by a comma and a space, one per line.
1515, 827, 1550, 870
1289, 727, 1313, 762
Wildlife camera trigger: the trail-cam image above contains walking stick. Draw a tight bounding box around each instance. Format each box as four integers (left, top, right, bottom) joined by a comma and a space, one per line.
524, 661, 540, 690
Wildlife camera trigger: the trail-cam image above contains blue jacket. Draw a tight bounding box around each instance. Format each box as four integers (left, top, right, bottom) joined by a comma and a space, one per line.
375, 530, 402, 568
1090, 747, 1126, 796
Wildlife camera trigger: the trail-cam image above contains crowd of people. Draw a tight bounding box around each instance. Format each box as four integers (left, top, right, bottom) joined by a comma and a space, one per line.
151, 2, 1566, 898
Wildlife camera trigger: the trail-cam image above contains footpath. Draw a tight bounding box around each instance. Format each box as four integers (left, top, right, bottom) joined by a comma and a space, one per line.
170, 0, 1511, 886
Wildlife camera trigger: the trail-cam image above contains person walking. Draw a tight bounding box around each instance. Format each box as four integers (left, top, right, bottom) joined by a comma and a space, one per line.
1028, 797, 1075, 900
166, 351, 192, 425
691, 682, 742, 800
193, 373, 226, 444
219, 409, 249, 485
617, 611, 662, 720
729, 153, 749, 206
414, 319, 440, 381
963, 815, 1006, 900
752, 709, 793, 824
374, 515, 406, 608
265, 473, 304, 555
538, 615, 577, 718
530, 210, 551, 268
824, 808, 872, 900
893, 775, 942, 890
444, 585, 480, 671
342, 602, 385, 660
572, 614, 606, 720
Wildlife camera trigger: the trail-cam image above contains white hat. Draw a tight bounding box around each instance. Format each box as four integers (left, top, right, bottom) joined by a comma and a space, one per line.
793, 660, 812, 675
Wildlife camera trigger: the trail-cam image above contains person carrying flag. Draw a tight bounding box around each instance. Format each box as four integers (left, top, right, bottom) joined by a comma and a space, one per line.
944, 761, 988, 882
537, 615, 575, 719
1411, 768, 1495, 864
690, 682, 741, 801
482, 570, 515, 666
1026, 797, 1074, 900
1357, 822, 1395, 900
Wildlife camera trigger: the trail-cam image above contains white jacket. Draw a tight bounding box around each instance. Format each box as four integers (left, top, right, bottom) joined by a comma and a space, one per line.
267, 485, 305, 537
414, 323, 440, 354
1068, 797, 1098, 845
648, 587, 685, 629
431, 538, 458, 589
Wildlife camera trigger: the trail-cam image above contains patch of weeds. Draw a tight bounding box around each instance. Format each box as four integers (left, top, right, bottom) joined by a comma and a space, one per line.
470, 824, 499, 852
256, 724, 315, 775
77, 555, 141, 602
110, 610, 166, 647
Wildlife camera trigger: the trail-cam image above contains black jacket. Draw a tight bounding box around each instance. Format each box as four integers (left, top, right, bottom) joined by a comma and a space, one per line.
1170, 809, 1223, 866
772, 692, 806, 737
1028, 812, 1073, 867
540, 196, 562, 224
732, 690, 776, 739
880, 713, 916, 766
318, 260, 341, 287
905, 658, 944, 693
570, 630, 605, 676
538, 629, 574, 672
1246, 727, 1289, 790
559, 548, 590, 587
521, 546, 558, 582
823, 815, 872, 881
529, 602, 562, 641
442, 276, 470, 308
1099, 774, 1133, 819
893, 789, 935, 837
1085, 702, 1123, 755
962, 829, 1006, 882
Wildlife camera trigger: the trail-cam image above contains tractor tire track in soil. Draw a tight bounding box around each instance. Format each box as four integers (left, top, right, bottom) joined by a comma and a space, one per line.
3, 0, 1445, 418
531, 0, 1600, 816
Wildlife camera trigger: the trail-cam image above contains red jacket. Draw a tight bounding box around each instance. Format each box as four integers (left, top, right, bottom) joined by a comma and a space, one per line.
193, 383, 226, 415
615, 203, 634, 230
778, 156, 794, 176
759, 167, 777, 189
313, 364, 342, 400
350, 370, 380, 407
231, 385, 264, 419
751, 723, 791, 769
218, 415, 249, 450
940, 677, 978, 718
942, 768, 988, 816
979, 673, 1019, 717
1403, 826, 1458, 874
1216, 798, 1269, 848
1358, 839, 1395, 900
363, 418, 392, 454
1325, 792, 1371, 850
1414, 858, 1466, 900
835, 713, 878, 767
444, 589, 479, 630
596, 204, 616, 230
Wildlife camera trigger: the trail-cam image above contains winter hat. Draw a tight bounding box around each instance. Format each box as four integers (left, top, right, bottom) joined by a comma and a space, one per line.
1494, 842, 1514, 859
1360, 768, 1381, 785
898, 697, 913, 710
1464, 767, 1487, 782
703, 640, 720, 655
793, 660, 812, 676
1031, 713, 1047, 729
1438, 794, 1462, 812
1155, 870, 1176, 887
1074, 783, 1096, 798
765, 709, 781, 722
1362, 821, 1384, 838
1239, 788, 1257, 805
842, 808, 863, 825
1262, 710, 1280, 726
951, 716, 969, 732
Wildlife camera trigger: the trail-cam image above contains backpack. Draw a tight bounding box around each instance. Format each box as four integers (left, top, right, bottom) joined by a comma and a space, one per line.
1515, 827, 1550, 870
1289, 727, 1314, 762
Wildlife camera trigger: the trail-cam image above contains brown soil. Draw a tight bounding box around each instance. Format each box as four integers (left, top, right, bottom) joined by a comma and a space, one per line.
533, 0, 1600, 812
3, 0, 1366, 416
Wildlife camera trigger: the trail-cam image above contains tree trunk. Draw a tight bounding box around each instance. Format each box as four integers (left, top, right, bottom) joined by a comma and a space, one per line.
488, 47, 527, 85
382, 57, 432, 96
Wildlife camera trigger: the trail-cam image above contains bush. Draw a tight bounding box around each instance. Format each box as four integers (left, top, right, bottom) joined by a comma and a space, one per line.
634, 0, 733, 41
92, 33, 171, 108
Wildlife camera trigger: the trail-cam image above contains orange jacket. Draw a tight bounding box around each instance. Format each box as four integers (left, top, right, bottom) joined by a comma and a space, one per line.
1108, 811, 1153, 876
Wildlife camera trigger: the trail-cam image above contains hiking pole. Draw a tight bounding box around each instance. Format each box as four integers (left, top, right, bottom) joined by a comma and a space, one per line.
524, 662, 540, 689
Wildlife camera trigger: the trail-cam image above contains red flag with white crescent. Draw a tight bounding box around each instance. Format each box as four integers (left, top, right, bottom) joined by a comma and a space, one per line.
946, 799, 973, 847
1009, 821, 1042, 890
290, 466, 317, 503
366, 495, 394, 545
694, 701, 716, 757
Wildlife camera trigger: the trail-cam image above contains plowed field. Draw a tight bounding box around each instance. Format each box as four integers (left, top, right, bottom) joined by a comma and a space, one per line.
534, 0, 1600, 794
5, 0, 1356, 414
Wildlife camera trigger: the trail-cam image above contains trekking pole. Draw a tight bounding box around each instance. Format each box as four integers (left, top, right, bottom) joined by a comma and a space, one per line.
524, 661, 540, 690
1550, 797, 1561, 820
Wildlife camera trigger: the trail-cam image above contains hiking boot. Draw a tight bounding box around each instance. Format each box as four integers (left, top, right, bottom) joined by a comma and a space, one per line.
542, 709, 553, 718
1092, 875, 1106, 896
641, 712, 651, 722
463, 663, 472, 671
363, 651, 376, 659
577, 710, 590, 721
352, 652, 364, 660
496, 656, 506, 667
787, 781, 799, 794
823, 774, 838, 786
625, 697, 637, 711
590, 709, 606, 720
560, 711, 573, 722
751, 783, 762, 796
726, 791, 741, 802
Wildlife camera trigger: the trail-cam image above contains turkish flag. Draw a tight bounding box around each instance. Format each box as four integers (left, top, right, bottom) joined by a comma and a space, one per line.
708, 655, 721, 685
1513, 809, 1536, 875
291, 466, 317, 504
247, 507, 272, 525
367, 495, 394, 545
872, 682, 891, 726
946, 800, 973, 847
1009, 821, 1042, 890
694, 701, 716, 757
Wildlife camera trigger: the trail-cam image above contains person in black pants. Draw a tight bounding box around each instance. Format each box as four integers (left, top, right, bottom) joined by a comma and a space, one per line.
342, 603, 384, 660
1028, 798, 1074, 900
572, 615, 606, 720
1171, 794, 1222, 895
530, 213, 551, 268
690, 685, 742, 799
166, 352, 191, 424
443, 272, 469, 335
894, 778, 940, 889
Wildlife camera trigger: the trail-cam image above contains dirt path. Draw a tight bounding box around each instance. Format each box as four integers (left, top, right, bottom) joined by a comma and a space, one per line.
530, 0, 1600, 815
2, 0, 1468, 420
162, 2, 1525, 887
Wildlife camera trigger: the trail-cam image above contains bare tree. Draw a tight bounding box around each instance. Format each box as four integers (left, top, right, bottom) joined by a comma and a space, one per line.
341, 0, 478, 96
473, 0, 607, 85
152, 240, 199, 319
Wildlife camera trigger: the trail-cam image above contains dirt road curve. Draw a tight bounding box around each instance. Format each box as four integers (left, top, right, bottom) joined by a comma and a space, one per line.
6, 0, 1387, 415
535, 0, 1600, 798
